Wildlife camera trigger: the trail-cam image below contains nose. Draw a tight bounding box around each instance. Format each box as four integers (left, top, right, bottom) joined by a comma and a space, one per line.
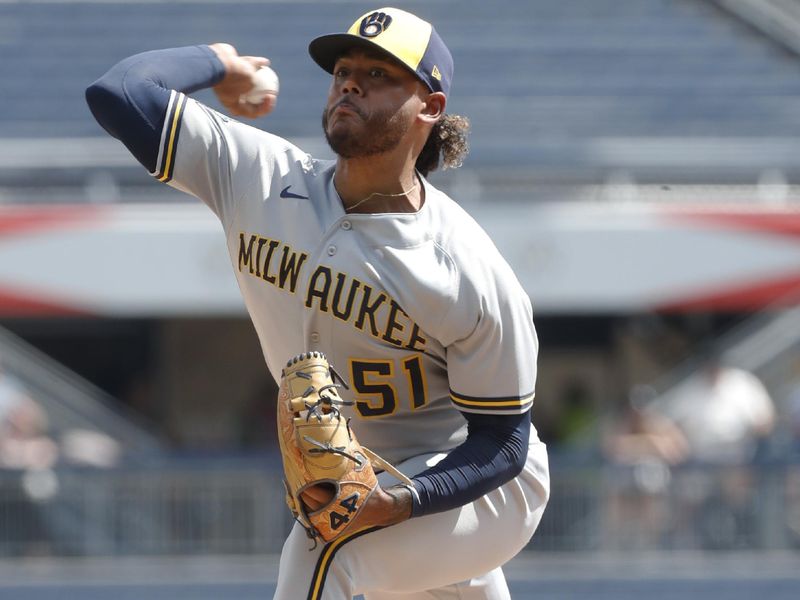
339, 73, 363, 96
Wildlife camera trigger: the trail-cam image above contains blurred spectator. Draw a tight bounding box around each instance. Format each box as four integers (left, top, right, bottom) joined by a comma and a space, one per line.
602, 385, 689, 549
660, 355, 775, 464
653, 354, 776, 549
0, 366, 59, 554
605, 385, 690, 467
0, 363, 123, 555
60, 429, 121, 468
553, 381, 598, 454
781, 363, 800, 547
0, 368, 58, 471
0, 365, 121, 470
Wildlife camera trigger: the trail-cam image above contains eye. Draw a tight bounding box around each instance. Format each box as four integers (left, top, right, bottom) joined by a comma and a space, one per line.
334, 67, 350, 79
369, 68, 386, 79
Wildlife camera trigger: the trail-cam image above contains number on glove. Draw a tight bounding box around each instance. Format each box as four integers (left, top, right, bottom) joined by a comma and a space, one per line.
329, 493, 360, 530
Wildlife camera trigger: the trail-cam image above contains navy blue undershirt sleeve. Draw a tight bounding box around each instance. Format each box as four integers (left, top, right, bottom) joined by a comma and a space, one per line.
85, 45, 226, 172
409, 410, 531, 517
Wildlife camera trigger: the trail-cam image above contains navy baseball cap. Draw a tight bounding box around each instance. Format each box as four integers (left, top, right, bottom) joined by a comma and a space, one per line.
309, 7, 454, 96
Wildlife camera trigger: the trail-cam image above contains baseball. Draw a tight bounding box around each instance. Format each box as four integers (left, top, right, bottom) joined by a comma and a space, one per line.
240, 65, 280, 104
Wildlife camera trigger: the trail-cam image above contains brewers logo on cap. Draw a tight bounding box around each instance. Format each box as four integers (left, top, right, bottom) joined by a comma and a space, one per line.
309, 7, 454, 96
360, 12, 393, 37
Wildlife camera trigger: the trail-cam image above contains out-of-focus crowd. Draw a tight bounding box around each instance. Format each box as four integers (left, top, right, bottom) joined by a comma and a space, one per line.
0, 361, 121, 474
3, 344, 800, 553
538, 348, 800, 550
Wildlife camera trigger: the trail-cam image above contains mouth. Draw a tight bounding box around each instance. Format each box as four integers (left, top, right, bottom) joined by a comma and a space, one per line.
330, 101, 363, 120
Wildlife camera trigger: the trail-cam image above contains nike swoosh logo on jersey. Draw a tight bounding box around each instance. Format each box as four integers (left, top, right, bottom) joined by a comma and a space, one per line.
280, 185, 309, 200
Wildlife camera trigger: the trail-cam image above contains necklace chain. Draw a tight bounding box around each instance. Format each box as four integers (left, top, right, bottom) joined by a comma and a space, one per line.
345, 178, 420, 212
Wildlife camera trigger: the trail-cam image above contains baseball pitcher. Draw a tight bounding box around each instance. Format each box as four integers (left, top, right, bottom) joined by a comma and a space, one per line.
86, 6, 550, 599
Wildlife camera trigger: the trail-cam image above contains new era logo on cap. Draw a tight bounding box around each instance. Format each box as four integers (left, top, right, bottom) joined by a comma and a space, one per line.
308, 7, 454, 97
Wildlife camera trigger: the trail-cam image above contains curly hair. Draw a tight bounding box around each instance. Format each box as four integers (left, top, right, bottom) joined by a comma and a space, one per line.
415, 114, 470, 177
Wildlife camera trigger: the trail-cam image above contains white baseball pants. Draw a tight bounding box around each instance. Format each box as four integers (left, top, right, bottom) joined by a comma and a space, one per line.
273, 439, 550, 600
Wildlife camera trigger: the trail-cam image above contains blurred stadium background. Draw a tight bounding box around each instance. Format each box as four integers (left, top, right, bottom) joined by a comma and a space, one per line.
2, 0, 800, 597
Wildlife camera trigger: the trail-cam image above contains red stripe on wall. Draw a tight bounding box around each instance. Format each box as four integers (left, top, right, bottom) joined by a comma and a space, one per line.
657, 273, 800, 312
0, 205, 107, 237
0, 288, 91, 317
663, 208, 800, 238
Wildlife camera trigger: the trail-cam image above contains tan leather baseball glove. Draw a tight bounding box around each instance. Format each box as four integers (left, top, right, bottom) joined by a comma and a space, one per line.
277, 351, 411, 544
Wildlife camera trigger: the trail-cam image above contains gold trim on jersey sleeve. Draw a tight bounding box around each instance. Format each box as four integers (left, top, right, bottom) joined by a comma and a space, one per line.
449, 389, 535, 413
151, 91, 187, 183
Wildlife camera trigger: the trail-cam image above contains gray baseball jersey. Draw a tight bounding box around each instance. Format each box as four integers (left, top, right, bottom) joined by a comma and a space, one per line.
154, 91, 538, 464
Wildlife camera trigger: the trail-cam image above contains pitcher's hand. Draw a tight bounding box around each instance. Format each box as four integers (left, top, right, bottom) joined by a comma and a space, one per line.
208, 43, 276, 118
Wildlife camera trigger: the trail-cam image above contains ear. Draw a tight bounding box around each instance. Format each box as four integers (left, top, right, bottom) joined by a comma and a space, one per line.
418, 91, 446, 125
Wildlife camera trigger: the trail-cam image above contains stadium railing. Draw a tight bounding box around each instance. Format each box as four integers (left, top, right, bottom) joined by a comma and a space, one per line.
1, 455, 798, 557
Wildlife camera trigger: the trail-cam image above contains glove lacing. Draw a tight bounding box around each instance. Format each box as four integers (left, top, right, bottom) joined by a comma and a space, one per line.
291, 355, 363, 465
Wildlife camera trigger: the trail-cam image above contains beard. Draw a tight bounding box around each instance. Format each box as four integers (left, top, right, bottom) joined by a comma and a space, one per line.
322, 101, 409, 159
